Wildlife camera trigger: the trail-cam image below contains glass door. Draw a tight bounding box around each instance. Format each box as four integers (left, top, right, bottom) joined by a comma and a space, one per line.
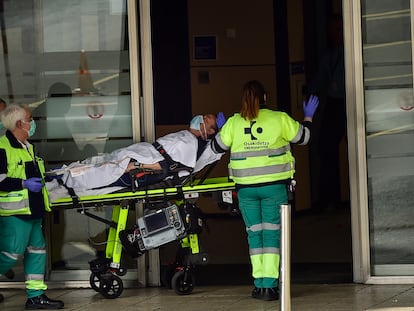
361, 0, 414, 276
0, 0, 138, 283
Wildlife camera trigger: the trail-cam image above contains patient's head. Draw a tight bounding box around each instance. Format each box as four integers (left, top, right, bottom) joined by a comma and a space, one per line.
189, 114, 218, 139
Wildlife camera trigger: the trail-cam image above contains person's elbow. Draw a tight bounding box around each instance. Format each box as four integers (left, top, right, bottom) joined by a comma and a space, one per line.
292, 122, 312, 145
211, 135, 228, 154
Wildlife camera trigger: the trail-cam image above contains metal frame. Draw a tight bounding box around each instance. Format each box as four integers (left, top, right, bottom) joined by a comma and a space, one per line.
128, 0, 159, 286
344, 0, 414, 284
342, 0, 371, 283
128, 0, 142, 143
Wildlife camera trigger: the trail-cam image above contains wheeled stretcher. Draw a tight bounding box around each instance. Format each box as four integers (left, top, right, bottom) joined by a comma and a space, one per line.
50, 176, 237, 298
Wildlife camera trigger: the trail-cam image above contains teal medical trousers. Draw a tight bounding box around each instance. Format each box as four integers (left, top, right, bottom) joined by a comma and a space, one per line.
0, 216, 47, 298
237, 183, 287, 289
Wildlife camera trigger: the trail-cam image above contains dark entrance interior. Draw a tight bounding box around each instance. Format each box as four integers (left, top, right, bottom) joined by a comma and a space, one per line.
153, 0, 352, 285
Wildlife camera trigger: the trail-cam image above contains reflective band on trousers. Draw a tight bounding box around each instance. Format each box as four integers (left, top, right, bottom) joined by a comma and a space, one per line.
231, 145, 290, 159
27, 246, 46, 254
250, 247, 280, 256
1, 250, 22, 261
248, 223, 280, 232
26, 274, 45, 281
230, 162, 293, 177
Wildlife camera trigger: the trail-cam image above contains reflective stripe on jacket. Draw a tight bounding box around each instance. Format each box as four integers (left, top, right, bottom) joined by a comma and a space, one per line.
217, 109, 302, 185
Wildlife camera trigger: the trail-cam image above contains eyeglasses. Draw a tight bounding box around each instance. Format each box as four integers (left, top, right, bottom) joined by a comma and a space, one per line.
21, 118, 33, 124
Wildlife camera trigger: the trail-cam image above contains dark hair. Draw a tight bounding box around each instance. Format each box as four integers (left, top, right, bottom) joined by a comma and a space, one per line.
240, 80, 266, 120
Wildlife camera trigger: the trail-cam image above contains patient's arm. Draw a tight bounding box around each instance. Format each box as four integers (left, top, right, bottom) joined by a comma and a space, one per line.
125, 161, 162, 173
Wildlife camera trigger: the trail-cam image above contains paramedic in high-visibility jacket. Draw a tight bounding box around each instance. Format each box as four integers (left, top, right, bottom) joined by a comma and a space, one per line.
211, 80, 319, 301
0, 104, 64, 309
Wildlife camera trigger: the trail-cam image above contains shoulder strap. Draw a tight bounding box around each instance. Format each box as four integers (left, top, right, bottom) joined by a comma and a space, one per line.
152, 141, 177, 169
152, 141, 194, 186
57, 178, 80, 208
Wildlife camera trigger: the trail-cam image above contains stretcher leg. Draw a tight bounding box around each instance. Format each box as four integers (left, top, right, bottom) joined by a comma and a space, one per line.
106, 204, 129, 269
167, 232, 208, 295
89, 203, 130, 299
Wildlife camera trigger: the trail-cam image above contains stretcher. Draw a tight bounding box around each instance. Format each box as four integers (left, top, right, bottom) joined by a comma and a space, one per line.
50, 176, 237, 298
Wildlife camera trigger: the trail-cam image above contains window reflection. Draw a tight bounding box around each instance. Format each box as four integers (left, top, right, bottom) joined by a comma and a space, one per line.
0, 0, 135, 281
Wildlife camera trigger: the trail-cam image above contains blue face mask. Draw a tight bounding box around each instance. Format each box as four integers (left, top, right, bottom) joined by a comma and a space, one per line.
190, 115, 203, 130
0, 122, 4, 130
22, 119, 36, 137
189, 115, 209, 140
28, 120, 36, 137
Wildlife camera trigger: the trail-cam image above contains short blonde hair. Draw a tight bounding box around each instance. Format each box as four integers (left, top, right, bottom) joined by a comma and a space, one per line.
1, 104, 29, 131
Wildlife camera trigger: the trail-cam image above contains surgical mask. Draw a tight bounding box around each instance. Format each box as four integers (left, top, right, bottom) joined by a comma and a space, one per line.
190, 115, 208, 140
22, 119, 36, 137
190, 115, 203, 130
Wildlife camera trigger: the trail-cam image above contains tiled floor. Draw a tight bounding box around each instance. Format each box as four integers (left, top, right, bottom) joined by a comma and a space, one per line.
2, 283, 414, 311
3, 206, 414, 310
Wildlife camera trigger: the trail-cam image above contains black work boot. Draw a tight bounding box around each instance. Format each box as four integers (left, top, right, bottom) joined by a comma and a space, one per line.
262, 287, 279, 301
5, 268, 15, 279
25, 294, 64, 310
251, 287, 263, 299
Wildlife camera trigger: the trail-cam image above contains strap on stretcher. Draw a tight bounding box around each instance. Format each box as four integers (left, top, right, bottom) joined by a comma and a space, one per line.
152, 141, 194, 185
50, 177, 235, 208
57, 178, 80, 208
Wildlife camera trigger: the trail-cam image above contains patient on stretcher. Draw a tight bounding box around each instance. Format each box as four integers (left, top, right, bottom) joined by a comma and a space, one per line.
47, 114, 225, 196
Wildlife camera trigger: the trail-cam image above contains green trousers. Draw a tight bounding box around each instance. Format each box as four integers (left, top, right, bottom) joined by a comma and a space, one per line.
237, 183, 287, 289
0, 216, 47, 298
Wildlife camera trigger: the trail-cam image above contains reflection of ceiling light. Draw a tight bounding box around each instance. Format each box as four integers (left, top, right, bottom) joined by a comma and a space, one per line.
67, 242, 96, 256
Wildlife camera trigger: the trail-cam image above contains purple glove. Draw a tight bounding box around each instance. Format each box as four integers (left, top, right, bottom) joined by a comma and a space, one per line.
303, 94, 319, 118
23, 177, 44, 192
216, 112, 226, 129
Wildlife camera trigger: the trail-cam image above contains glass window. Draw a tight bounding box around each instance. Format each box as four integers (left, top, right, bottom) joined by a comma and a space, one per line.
361, 0, 414, 275
0, 0, 136, 280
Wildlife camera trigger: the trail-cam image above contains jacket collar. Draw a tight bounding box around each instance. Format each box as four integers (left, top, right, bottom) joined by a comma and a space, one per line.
6, 130, 25, 149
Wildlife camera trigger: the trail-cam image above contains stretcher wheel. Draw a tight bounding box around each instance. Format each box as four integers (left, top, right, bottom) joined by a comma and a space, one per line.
89, 272, 101, 292
100, 274, 123, 299
117, 266, 127, 276
171, 270, 195, 295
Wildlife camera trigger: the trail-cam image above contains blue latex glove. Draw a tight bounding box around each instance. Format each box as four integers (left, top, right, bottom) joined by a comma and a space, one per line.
216, 112, 226, 129
23, 177, 44, 192
303, 94, 319, 118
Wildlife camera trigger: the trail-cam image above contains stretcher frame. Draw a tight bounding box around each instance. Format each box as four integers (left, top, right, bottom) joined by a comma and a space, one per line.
51, 177, 235, 208
50, 177, 236, 297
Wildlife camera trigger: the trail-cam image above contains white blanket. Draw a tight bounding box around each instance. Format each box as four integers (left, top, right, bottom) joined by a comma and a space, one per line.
47, 131, 224, 201
47, 179, 124, 202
